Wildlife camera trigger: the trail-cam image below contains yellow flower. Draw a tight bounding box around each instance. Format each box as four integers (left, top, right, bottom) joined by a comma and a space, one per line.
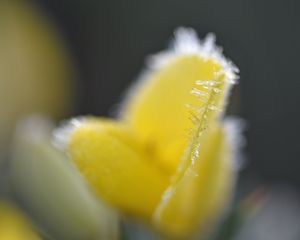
54, 28, 241, 238
0, 201, 40, 240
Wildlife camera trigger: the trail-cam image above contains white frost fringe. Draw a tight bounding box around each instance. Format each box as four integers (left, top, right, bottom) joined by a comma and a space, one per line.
147, 27, 239, 84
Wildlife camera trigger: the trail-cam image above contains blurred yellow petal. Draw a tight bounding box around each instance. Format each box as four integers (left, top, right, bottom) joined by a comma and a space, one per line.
59, 117, 169, 218
0, 201, 40, 240
0, 0, 74, 161
153, 121, 237, 238
10, 116, 119, 240
121, 28, 237, 174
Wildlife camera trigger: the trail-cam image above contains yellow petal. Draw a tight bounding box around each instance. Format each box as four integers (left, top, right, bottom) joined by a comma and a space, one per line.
121, 28, 237, 174
0, 201, 41, 240
59, 117, 169, 218
153, 122, 237, 238
0, 0, 74, 163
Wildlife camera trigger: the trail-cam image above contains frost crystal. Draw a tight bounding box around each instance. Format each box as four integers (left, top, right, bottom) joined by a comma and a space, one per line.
147, 27, 239, 84
53, 117, 87, 151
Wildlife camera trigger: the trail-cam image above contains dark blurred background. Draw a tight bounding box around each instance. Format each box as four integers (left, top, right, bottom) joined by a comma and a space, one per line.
35, 0, 300, 187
